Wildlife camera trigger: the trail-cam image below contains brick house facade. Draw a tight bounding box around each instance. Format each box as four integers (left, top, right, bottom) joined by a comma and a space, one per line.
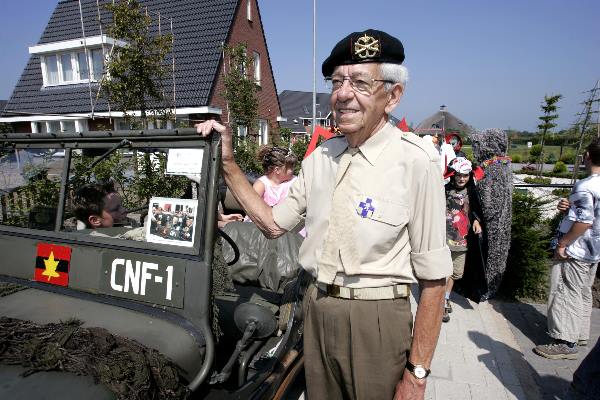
0, 0, 282, 144
209, 0, 281, 143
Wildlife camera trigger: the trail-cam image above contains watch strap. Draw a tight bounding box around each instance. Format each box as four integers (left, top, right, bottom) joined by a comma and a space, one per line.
406, 361, 431, 378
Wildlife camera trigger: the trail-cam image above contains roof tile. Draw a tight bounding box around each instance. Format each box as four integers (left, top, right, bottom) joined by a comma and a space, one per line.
5, 0, 238, 115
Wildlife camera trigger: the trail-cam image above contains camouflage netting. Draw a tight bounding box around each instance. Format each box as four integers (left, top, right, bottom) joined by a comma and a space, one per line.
211, 236, 235, 341
0, 317, 189, 400
471, 128, 513, 299
0, 282, 27, 297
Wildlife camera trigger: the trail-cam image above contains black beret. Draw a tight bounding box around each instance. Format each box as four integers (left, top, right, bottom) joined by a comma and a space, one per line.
322, 29, 405, 77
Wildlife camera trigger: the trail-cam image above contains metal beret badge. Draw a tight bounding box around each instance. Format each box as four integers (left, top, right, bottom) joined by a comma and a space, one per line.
353, 34, 381, 60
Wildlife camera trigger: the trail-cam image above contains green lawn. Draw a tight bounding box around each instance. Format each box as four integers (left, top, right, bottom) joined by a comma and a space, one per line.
509, 145, 562, 159
461, 144, 575, 164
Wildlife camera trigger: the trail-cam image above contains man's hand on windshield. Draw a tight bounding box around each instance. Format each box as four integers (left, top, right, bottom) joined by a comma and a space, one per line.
195, 120, 234, 162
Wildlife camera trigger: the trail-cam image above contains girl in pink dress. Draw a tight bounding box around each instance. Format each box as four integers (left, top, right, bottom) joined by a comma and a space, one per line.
252, 146, 297, 206
245, 147, 305, 237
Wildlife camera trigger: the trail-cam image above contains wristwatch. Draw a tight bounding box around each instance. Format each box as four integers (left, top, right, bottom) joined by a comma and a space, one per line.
406, 361, 431, 379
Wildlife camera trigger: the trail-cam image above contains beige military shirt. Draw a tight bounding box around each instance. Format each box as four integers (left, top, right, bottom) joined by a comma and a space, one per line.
273, 123, 452, 288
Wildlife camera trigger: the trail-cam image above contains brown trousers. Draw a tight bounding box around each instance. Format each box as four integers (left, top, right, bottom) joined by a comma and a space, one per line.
303, 284, 413, 400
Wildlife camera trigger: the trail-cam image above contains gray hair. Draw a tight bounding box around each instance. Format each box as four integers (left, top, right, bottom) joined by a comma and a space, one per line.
379, 63, 409, 91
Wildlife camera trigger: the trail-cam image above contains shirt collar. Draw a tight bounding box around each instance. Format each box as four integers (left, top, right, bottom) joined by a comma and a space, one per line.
357, 123, 395, 165
331, 122, 395, 163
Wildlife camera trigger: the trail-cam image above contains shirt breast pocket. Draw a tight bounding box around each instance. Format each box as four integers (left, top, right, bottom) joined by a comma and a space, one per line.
355, 196, 409, 263
364, 198, 409, 227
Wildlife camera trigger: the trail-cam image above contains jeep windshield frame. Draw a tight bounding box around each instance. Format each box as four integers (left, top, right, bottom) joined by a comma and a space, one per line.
0, 128, 219, 258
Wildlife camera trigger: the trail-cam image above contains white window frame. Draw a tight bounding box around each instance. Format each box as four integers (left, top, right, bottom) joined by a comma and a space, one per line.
30, 119, 87, 133
45, 121, 61, 133
41, 55, 59, 86
59, 120, 76, 132
258, 119, 268, 145
247, 0, 252, 21
239, 48, 248, 76
253, 52, 261, 86
41, 48, 105, 87
237, 125, 248, 139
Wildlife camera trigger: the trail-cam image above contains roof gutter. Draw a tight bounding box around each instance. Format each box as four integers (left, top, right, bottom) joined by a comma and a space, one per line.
0, 107, 222, 123
29, 35, 126, 54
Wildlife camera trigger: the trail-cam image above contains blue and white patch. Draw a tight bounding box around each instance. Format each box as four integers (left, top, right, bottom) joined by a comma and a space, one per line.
357, 197, 375, 218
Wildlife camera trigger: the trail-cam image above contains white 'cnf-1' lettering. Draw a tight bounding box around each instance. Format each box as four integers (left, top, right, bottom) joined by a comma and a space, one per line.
110, 258, 173, 300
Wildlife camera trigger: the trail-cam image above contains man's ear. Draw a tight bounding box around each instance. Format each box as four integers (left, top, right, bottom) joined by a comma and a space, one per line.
88, 214, 102, 228
384, 84, 404, 115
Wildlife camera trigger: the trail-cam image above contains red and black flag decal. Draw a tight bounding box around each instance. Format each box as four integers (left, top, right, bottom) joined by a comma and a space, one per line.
34, 243, 72, 287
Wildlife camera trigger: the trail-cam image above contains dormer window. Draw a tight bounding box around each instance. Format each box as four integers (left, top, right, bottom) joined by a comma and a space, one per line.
29, 35, 125, 87
40, 49, 105, 86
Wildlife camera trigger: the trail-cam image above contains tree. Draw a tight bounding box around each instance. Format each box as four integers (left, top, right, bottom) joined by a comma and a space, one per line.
500, 192, 552, 301
221, 43, 259, 146
102, 0, 173, 128
529, 143, 542, 164
537, 94, 562, 176
0, 123, 13, 134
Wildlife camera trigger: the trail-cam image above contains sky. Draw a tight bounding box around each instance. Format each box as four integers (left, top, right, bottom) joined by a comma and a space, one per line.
1, 0, 599, 132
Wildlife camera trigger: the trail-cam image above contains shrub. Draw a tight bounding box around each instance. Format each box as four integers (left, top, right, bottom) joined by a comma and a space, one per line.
552, 188, 570, 197
234, 139, 262, 175
553, 161, 567, 173
546, 153, 556, 164
500, 192, 551, 301
463, 147, 474, 161
529, 144, 542, 157
511, 154, 522, 163
523, 176, 551, 185
559, 150, 576, 164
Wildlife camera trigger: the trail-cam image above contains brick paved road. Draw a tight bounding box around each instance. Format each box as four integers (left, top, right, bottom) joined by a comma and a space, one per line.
412, 285, 599, 400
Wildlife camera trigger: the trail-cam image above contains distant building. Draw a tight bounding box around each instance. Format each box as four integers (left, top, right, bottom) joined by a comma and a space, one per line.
278, 90, 333, 140
0, 100, 10, 132
278, 90, 403, 142
0, 0, 283, 145
414, 105, 473, 138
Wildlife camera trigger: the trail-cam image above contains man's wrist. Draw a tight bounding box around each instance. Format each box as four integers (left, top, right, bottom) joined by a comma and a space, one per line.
405, 361, 431, 379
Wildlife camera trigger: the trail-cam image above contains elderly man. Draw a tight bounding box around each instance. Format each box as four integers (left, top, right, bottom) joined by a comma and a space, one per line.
197, 29, 451, 400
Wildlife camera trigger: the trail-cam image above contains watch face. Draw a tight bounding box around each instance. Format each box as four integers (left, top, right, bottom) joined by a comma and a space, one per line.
414, 366, 427, 379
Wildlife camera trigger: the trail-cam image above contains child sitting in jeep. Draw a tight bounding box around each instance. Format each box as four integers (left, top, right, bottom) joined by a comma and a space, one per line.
73, 181, 127, 229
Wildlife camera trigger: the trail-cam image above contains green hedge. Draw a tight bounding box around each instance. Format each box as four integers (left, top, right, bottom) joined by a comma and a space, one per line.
523, 176, 551, 185
515, 169, 586, 179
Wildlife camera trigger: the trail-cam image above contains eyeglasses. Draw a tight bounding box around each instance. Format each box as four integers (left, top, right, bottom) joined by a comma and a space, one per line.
324, 75, 393, 95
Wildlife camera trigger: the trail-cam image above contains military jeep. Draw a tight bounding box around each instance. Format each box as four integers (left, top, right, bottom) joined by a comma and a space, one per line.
0, 129, 306, 399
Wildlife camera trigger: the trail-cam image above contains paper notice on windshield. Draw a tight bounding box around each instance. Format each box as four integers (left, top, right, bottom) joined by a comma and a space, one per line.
166, 149, 204, 175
